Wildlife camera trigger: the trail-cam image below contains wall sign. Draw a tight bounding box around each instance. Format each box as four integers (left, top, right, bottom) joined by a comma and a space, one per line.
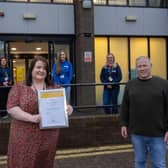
84, 51, 92, 63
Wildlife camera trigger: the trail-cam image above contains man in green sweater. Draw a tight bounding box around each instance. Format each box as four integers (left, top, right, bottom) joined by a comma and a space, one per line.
120, 56, 168, 168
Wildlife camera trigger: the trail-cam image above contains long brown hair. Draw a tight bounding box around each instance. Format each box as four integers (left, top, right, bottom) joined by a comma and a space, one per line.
26, 56, 51, 86
56, 51, 68, 75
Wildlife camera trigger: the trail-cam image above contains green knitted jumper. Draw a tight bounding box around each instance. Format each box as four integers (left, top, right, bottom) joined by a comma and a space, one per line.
120, 76, 168, 136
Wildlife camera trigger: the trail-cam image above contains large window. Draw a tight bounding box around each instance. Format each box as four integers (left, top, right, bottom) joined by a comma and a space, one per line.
129, 0, 146, 6
95, 37, 167, 106
5, 0, 27, 1
93, 0, 168, 7
150, 38, 166, 78
95, 37, 108, 105
9, 41, 71, 84
4, 0, 73, 3
53, 0, 73, 3
148, 0, 167, 7
93, 0, 106, 5
0, 41, 4, 58
130, 37, 148, 79
1, 0, 167, 6
109, 37, 128, 104
108, 0, 127, 5
95, 37, 129, 106
30, 0, 50, 2
109, 38, 128, 82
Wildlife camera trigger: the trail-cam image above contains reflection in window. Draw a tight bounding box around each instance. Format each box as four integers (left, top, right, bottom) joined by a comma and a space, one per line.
0, 41, 4, 58
53, 0, 73, 3
149, 0, 160, 7
149, 0, 167, 7
30, 0, 50, 2
108, 0, 127, 5
6, 0, 27, 2
93, 0, 106, 5
129, 0, 146, 6
5, 0, 73, 2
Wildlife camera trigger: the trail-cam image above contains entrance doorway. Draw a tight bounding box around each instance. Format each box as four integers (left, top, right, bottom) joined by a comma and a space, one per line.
9, 41, 71, 84
10, 42, 48, 84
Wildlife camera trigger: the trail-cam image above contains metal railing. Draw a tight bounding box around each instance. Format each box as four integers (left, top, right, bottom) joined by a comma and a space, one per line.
63, 82, 126, 110
0, 82, 126, 117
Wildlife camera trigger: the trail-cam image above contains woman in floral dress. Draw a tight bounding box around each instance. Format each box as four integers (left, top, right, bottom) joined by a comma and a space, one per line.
7, 56, 73, 168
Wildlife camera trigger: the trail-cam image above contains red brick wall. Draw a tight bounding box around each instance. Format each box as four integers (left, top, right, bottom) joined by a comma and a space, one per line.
0, 115, 130, 155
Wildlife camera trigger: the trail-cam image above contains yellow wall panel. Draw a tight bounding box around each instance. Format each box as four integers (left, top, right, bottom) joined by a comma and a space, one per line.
110, 37, 128, 104
150, 38, 166, 79
110, 37, 128, 82
95, 37, 167, 106
130, 38, 148, 69
95, 37, 108, 105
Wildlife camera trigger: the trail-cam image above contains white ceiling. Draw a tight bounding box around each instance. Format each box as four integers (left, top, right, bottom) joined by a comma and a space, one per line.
10, 42, 48, 54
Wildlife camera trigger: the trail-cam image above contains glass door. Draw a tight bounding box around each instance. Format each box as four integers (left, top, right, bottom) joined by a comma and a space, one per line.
49, 42, 71, 79
49, 42, 70, 66
13, 58, 26, 84
0, 41, 5, 58
9, 41, 48, 84
48, 42, 75, 104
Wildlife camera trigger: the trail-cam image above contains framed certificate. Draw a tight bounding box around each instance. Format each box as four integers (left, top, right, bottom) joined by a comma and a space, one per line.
37, 88, 69, 129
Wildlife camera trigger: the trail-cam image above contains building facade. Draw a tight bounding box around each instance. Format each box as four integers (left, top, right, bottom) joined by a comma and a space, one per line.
0, 0, 168, 109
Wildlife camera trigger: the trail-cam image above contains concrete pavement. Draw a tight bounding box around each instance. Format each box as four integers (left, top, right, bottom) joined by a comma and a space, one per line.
1, 144, 168, 168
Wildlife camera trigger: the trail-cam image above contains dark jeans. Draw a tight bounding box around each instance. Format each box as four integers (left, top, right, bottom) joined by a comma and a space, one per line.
103, 87, 119, 114
131, 134, 167, 168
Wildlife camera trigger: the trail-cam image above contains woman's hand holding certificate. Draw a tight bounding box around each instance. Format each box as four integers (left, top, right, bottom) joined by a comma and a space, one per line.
67, 105, 73, 116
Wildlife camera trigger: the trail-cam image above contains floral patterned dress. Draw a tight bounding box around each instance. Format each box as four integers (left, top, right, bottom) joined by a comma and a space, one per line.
7, 84, 60, 168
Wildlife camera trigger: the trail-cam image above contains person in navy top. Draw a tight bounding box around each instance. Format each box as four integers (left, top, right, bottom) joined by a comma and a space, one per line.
100, 53, 122, 114
0, 57, 12, 86
52, 51, 73, 103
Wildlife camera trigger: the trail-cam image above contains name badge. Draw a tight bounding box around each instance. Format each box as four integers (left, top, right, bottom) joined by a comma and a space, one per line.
4, 77, 8, 81
60, 75, 64, 79
108, 76, 113, 82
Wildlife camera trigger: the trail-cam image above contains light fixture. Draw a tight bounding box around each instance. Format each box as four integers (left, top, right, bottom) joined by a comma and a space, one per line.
125, 16, 137, 22
11, 48, 17, 51
23, 13, 37, 20
15, 55, 19, 59
36, 47, 42, 51
82, 0, 92, 9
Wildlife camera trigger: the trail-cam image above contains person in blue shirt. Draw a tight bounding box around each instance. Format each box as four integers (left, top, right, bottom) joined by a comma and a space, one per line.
100, 53, 122, 114
52, 51, 73, 103
0, 57, 12, 86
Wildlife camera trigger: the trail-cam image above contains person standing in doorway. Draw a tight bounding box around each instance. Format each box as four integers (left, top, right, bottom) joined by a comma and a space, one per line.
100, 53, 122, 114
52, 50, 73, 104
0, 57, 12, 86
120, 56, 168, 168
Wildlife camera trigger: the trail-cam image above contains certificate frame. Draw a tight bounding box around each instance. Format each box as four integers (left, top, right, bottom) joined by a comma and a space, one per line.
37, 88, 69, 129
